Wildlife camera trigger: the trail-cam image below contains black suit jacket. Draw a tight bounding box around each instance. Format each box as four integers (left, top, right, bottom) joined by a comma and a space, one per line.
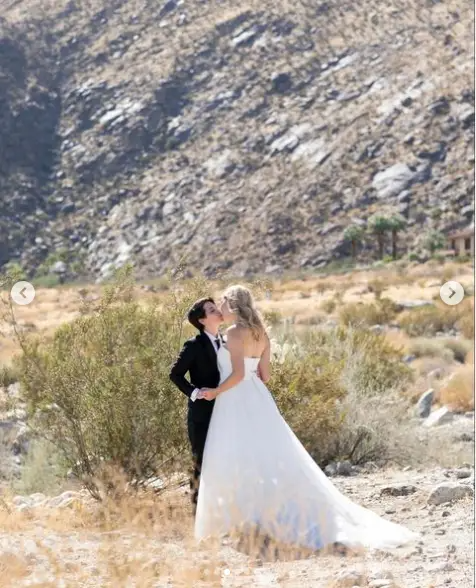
169, 332, 220, 422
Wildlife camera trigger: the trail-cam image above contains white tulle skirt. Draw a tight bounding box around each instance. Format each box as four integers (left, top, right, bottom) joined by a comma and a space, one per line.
195, 375, 418, 551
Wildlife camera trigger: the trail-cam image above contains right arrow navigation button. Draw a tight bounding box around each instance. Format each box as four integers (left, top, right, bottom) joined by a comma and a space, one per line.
440, 281, 465, 306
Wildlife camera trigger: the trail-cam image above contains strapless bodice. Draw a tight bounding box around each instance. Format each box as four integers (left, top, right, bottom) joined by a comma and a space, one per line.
217, 347, 260, 382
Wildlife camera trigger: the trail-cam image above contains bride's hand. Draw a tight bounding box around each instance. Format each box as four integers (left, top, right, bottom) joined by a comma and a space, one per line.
201, 388, 218, 401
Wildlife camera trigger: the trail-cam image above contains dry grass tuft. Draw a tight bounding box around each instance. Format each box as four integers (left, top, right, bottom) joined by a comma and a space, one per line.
439, 365, 474, 413
0, 483, 332, 586
457, 298, 475, 339
0, 552, 30, 583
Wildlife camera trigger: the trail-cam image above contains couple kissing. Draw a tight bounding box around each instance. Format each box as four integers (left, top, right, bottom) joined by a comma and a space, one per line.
169, 285, 418, 553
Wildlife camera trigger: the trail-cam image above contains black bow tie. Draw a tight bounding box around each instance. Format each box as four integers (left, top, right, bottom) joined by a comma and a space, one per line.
215, 336, 221, 349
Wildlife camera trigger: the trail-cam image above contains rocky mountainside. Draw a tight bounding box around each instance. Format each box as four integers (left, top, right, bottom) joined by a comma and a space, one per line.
1, 0, 474, 280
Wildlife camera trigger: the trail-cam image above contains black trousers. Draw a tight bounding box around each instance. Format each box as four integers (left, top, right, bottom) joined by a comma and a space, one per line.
187, 416, 211, 510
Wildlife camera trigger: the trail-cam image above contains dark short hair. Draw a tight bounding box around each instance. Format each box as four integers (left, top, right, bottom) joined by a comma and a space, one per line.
188, 297, 215, 332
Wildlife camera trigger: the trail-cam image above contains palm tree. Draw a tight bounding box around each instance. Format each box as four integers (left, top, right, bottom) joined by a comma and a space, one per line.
367, 214, 391, 259
387, 214, 407, 260
343, 224, 365, 260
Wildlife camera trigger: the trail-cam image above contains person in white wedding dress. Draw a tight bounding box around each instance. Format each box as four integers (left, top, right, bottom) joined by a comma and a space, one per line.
194, 285, 418, 552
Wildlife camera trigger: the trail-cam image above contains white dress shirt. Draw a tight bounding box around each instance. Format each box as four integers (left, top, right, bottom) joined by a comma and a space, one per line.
191, 331, 220, 402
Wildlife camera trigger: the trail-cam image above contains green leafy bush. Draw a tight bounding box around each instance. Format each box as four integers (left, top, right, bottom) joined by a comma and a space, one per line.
15, 266, 210, 498
270, 350, 346, 465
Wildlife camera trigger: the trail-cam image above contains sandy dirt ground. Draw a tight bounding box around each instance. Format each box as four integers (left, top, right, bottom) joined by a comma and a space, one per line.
0, 464, 473, 588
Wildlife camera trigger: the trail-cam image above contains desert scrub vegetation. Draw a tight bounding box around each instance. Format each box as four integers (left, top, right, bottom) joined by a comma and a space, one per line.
338, 298, 401, 327
398, 298, 474, 337
0, 363, 20, 388
320, 298, 337, 314
366, 277, 387, 300
407, 337, 473, 364
456, 298, 475, 339
262, 309, 283, 327
13, 438, 68, 495
1, 263, 449, 498
439, 365, 474, 413
269, 327, 414, 466
5, 265, 211, 498
440, 338, 474, 364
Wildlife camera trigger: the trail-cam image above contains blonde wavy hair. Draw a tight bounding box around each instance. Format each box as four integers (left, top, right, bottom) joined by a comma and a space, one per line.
222, 285, 266, 341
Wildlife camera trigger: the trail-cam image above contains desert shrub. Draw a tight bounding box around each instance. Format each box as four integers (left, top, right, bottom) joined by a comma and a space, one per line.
14, 266, 210, 498
397, 307, 440, 337
407, 338, 443, 359
398, 298, 474, 338
269, 327, 413, 465
339, 298, 399, 327
367, 278, 386, 300
441, 338, 473, 363
456, 298, 474, 339
295, 313, 325, 326
324, 387, 418, 467
333, 328, 412, 396
398, 304, 456, 337
14, 438, 68, 495
439, 365, 474, 412
442, 265, 457, 282
408, 337, 472, 364
151, 276, 171, 291
262, 309, 283, 327
269, 351, 346, 465
315, 282, 332, 295
338, 303, 364, 326
0, 364, 20, 388
320, 299, 336, 313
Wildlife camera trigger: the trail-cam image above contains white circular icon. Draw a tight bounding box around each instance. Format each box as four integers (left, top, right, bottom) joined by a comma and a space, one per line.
10, 281, 36, 305
440, 281, 465, 306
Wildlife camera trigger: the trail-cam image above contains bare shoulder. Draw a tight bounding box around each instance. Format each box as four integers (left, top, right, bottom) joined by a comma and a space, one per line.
225, 325, 246, 341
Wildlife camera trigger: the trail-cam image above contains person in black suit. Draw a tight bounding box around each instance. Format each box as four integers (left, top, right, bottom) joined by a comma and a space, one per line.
169, 297, 224, 512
